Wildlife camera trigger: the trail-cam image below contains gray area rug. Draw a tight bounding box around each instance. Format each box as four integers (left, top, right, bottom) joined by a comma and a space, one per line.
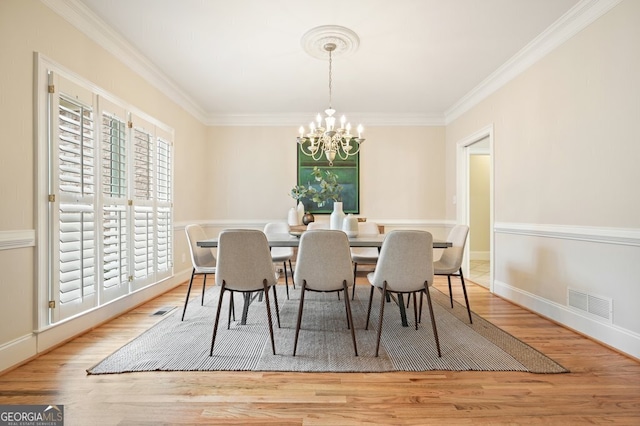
87, 285, 568, 374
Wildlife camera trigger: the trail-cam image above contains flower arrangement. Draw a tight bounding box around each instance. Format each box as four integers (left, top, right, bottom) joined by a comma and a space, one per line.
290, 166, 343, 208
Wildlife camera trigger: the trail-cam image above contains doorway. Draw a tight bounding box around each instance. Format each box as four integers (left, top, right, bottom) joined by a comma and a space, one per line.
456, 125, 493, 291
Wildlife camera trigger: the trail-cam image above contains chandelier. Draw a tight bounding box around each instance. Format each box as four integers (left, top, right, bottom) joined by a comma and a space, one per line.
297, 41, 364, 166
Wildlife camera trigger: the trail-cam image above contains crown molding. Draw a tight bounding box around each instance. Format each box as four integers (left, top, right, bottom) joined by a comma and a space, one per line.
40, 0, 209, 123
444, 0, 623, 124
205, 112, 445, 127
41, 0, 621, 128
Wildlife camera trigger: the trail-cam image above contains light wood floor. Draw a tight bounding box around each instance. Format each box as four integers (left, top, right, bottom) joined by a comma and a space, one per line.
1, 275, 639, 425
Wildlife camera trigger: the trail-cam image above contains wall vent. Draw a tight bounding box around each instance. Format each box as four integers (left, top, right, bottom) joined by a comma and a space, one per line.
567, 288, 612, 323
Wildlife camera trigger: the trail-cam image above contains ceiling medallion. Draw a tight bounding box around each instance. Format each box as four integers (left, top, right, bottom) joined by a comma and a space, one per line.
301, 25, 360, 60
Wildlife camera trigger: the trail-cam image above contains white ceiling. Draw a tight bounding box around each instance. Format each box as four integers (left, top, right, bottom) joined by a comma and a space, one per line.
71, 0, 585, 125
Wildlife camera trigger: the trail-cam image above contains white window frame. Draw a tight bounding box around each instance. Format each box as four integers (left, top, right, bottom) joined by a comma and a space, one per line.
35, 53, 174, 329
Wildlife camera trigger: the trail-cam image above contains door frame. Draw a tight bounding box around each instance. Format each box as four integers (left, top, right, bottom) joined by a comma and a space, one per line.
456, 124, 494, 291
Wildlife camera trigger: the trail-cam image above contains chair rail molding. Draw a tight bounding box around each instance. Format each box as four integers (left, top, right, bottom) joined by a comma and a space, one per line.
494, 222, 640, 247
0, 230, 36, 250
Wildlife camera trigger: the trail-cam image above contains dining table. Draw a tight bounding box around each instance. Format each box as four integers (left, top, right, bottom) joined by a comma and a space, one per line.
198, 232, 452, 327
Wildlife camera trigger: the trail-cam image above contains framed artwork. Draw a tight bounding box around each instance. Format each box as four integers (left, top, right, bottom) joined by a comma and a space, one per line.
296, 145, 359, 214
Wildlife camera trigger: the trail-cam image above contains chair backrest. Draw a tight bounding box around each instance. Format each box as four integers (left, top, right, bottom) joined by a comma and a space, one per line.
264, 221, 293, 257
437, 225, 469, 271
357, 221, 380, 236
351, 221, 380, 257
215, 229, 277, 291
369, 230, 434, 292
306, 221, 328, 230
264, 221, 290, 235
185, 224, 216, 268
294, 230, 354, 291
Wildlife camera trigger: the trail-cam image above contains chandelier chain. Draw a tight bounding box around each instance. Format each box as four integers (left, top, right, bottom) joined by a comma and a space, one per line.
328, 48, 333, 109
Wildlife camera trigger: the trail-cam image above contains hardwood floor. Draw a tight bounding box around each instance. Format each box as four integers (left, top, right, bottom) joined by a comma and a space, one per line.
1, 276, 639, 425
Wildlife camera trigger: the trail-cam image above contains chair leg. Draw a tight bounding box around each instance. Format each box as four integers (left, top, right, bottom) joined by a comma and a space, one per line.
227, 290, 234, 330
293, 280, 307, 356
365, 285, 375, 330
447, 275, 453, 308
352, 263, 358, 300
375, 282, 388, 357
289, 259, 295, 289
209, 282, 226, 356
283, 261, 290, 300
423, 283, 441, 357
181, 268, 196, 321
272, 282, 281, 328
201, 274, 207, 306
262, 279, 276, 355
412, 291, 419, 330
231, 292, 235, 321
343, 280, 358, 356
459, 268, 473, 324
419, 290, 424, 323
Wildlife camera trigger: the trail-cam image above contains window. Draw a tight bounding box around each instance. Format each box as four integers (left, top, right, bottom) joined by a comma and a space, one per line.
45, 69, 173, 324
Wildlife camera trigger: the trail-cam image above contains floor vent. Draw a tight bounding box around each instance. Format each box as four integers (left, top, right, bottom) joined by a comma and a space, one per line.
567, 289, 612, 323
152, 306, 177, 316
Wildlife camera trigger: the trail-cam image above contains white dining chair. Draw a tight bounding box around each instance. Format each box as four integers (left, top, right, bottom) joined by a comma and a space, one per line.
264, 222, 295, 299
434, 225, 472, 323
210, 229, 280, 356
366, 230, 441, 357
293, 230, 358, 356
351, 221, 380, 300
182, 224, 218, 321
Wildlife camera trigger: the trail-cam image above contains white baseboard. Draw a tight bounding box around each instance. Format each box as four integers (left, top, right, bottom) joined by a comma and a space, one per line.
470, 251, 490, 261
0, 334, 38, 373
494, 280, 640, 359
1, 268, 191, 373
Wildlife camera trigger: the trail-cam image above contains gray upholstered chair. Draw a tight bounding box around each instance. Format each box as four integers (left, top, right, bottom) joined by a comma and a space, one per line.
350, 221, 380, 300
210, 229, 280, 356
306, 221, 328, 230
264, 222, 295, 299
434, 225, 472, 323
182, 224, 218, 321
366, 230, 441, 357
293, 230, 358, 356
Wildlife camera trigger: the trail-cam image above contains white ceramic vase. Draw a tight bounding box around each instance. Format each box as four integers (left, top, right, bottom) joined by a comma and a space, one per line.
330, 201, 345, 230
287, 207, 298, 226
296, 202, 305, 225
342, 214, 358, 237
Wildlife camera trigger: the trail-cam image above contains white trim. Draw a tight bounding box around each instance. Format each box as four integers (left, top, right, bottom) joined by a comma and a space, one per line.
205, 113, 446, 127
445, 0, 622, 124
456, 125, 495, 292
0, 230, 36, 250
494, 222, 640, 247
175, 219, 454, 230
40, 0, 209, 124
470, 251, 490, 261
0, 335, 37, 373
494, 279, 640, 359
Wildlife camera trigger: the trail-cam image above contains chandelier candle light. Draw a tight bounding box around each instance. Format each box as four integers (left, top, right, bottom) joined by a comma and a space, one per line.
297, 36, 364, 166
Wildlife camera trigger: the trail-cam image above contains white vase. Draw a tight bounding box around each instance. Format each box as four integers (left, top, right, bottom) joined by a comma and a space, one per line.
287, 207, 298, 226
330, 201, 345, 230
342, 214, 358, 237
296, 202, 305, 225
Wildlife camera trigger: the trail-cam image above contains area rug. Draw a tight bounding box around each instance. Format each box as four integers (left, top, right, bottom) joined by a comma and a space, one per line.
87, 285, 568, 374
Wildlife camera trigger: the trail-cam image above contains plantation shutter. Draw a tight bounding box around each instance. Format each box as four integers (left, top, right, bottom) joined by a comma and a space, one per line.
49, 73, 97, 321
155, 130, 173, 279
98, 96, 129, 302
130, 114, 156, 290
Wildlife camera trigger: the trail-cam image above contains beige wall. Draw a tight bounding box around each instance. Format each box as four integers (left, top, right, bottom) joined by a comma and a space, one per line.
469, 155, 490, 256
206, 126, 447, 223
446, 0, 640, 352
